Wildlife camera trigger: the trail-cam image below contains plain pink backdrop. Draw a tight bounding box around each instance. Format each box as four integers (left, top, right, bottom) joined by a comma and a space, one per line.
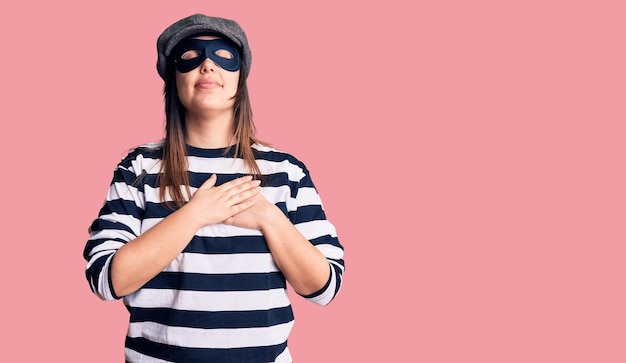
1, 1, 624, 362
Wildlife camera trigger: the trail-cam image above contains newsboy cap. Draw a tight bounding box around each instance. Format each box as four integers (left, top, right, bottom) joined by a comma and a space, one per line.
156, 14, 252, 80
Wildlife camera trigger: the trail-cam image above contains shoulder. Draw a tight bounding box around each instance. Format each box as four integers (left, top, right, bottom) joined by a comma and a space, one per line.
117, 140, 164, 174
253, 144, 314, 185
253, 143, 307, 169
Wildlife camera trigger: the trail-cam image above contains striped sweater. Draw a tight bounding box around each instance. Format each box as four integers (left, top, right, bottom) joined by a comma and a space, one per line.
83, 142, 345, 362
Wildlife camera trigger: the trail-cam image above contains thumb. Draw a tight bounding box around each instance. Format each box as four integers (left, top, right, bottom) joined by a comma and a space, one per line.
198, 174, 217, 190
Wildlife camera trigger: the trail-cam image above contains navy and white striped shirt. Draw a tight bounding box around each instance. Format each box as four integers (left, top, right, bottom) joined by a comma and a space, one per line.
84, 142, 345, 362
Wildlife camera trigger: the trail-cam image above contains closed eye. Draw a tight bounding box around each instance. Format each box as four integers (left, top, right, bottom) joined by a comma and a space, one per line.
214, 49, 234, 59
180, 50, 200, 60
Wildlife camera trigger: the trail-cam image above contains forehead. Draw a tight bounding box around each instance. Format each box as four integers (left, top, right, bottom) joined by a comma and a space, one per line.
192, 35, 220, 41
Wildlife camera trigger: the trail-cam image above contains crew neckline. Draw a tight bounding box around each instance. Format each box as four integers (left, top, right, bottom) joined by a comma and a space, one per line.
185, 144, 238, 157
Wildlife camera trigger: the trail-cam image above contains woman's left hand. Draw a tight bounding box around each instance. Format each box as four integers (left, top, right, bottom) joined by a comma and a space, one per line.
225, 190, 331, 295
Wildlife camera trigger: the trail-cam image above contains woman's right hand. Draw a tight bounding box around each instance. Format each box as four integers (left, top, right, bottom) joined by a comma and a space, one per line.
186, 174, 261, 228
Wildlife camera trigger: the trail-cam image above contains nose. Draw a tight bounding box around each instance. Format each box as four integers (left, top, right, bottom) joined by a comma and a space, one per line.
200, 58, 216, 73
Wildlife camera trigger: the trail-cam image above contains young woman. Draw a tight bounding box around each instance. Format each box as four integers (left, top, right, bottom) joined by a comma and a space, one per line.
83, 14, 345, 362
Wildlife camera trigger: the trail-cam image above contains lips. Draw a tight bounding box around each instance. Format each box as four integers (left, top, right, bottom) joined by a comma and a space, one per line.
195, 78, 222, 88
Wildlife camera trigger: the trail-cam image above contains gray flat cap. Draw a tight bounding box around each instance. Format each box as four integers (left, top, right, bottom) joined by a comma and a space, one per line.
156, 14, 252, 80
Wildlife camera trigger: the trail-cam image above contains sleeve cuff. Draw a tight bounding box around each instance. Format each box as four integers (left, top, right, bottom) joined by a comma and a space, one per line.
298, 264, 332, 299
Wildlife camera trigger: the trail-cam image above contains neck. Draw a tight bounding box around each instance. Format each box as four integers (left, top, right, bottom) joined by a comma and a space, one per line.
185, 110, 235, 149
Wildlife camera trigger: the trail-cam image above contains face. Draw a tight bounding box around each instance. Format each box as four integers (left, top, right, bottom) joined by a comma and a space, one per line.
174, 35, 241, 115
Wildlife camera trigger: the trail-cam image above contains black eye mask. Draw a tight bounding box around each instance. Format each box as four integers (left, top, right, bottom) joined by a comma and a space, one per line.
173, 38, 241, 73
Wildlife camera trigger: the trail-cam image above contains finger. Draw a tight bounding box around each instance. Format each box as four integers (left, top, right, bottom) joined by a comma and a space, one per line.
219, 175, 255, 192
225, 181, 261, 202
198, 174, 217, 190
229, 186, 261, 204
230, 197, 257, 214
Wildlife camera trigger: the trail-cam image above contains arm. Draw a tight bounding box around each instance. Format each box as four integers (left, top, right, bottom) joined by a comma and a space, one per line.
111, 174, 260, 296
262, 210, 332, 296
84, 167, 260, 299
225, 165, 345, 305
226, 196, 331, 295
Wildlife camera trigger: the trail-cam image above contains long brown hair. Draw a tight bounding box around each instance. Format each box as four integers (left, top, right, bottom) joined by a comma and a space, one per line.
158, 61, 264, 209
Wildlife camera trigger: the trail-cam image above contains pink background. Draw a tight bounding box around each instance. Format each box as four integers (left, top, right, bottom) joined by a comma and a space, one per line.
1, 0, 624, 361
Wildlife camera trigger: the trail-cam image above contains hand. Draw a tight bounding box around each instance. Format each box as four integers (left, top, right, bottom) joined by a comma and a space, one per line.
186, 174, 261, 228
224, 191, 282, 231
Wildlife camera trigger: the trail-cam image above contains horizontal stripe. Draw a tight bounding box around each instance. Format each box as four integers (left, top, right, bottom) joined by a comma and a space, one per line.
89, 218, 138, 237
141, 200, 173, 219
128, 305, 294, 329
127, 288, 290, 311
127, 320, 294, 349
289, 204, 327, 224
97, 213, 141, 235
125, 347, 173, 363
185, 235, 270, 254
125, 338, 289, 363
144, 271, 287, 292
163, 252, 279, 274
295, 219, 338, 239
108, 181, 145, 206
293, 187, 323, 207
186, 157, 305, 183
316, 243, 345, 261
257, 159, 306, 182
188, 156, 246, 174
140, 217, 264, 237
141, 185, 294, 219
99, 201, 143, 222
261, 185, 291, 204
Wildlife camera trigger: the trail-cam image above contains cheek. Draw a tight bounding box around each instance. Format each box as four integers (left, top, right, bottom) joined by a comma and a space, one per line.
175, 75, 193, 104
175, 74, 188, 92
225, 72, 241, 93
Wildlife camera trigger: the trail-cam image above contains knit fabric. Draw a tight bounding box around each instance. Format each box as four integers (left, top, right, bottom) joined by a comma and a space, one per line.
84, 142, 345, 362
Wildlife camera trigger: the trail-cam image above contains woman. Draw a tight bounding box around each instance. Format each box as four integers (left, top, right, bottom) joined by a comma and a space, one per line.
83, 14, 345, 362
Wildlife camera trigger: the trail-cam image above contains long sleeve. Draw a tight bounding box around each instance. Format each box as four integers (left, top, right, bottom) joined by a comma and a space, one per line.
83, 143, 344, 361
288, 165, 345, 306
83, 151, 149, 300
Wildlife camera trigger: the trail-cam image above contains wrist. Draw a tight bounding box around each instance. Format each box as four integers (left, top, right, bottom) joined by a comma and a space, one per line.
177, 200, 206, 230
259, 205, 289, 234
